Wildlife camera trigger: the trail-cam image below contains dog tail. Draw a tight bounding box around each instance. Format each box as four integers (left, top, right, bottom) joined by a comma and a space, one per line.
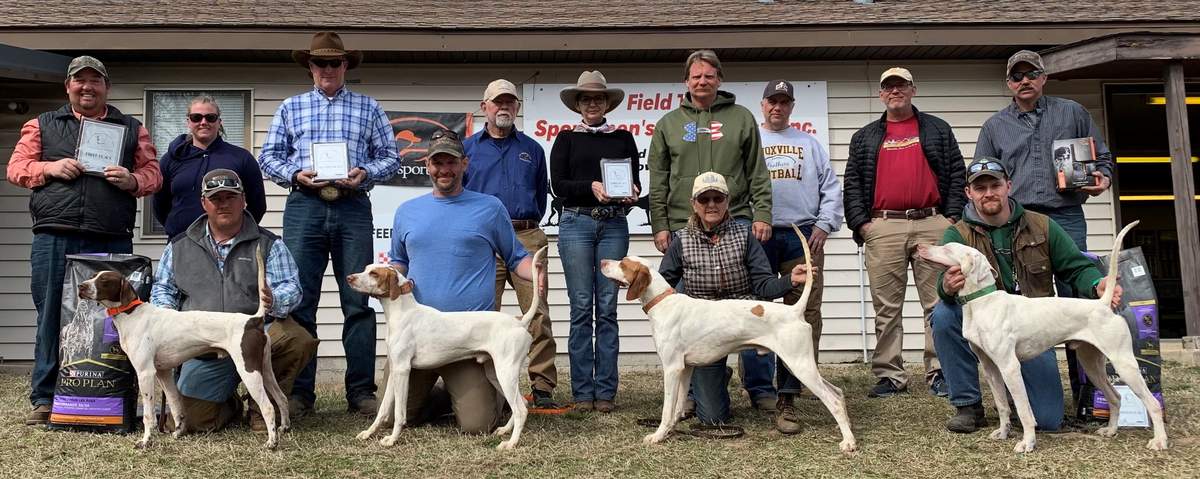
254, 242, 269, 320
518, 246, 548, 329
1099, 220, 1138, 308
789, 224, 815, 318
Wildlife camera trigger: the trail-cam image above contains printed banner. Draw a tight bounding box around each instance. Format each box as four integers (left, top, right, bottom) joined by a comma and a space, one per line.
381, 111, 472, 187
521, 81, 828, 234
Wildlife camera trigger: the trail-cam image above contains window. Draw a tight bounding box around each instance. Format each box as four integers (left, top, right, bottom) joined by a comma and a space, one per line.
141, 89, 253, 237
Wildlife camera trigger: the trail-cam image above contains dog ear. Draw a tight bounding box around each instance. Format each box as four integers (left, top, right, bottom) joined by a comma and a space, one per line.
395, 279, 413, 299
120, 279, 138, 305
627, 264, 651, 301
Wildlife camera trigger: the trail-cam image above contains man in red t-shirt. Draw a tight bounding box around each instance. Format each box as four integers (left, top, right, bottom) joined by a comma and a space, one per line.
843, 67, 967, 399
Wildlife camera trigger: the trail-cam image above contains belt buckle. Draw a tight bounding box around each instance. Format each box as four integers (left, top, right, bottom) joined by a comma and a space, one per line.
319, 186, 341, 202
590, 208, 608, 221
904, 208, 920, 219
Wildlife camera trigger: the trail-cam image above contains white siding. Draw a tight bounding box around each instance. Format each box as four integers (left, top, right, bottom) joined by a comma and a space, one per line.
0, 60, 1116, 363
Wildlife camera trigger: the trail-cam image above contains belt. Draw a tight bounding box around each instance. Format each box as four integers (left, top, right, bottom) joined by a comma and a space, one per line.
511, 219, 540, 231
565, 206, 628, 221
872, 207, 938, 220
293, 184, 365, 202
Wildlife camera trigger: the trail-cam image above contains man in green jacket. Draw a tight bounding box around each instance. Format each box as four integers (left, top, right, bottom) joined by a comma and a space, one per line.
647, 49, 777, 412
929, 157, 1119, 434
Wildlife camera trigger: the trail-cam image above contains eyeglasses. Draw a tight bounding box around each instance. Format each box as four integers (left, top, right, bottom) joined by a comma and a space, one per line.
1007, 70, 1044, 83
187, 113, 220, 123
968, 160, 1006, 175
578, 95, 608, 106
430, 130, 459, 141
203, 176, 242, 191
881, 82, 912, 92
694, 194, 727, 205
310, 58, 344, 69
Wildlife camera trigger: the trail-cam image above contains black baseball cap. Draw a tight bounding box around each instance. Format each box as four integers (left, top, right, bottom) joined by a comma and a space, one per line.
762, 79, 794, 100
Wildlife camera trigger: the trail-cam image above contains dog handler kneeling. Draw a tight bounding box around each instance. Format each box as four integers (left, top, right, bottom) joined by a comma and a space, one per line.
929, 157, 1118, 433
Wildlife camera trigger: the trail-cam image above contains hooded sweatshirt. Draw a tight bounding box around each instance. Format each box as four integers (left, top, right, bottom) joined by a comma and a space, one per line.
153, 134, 267, 238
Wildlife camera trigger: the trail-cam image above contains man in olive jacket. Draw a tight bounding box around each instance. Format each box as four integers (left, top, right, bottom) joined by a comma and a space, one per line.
647, 49, 777, 412
843, 67, 966, 399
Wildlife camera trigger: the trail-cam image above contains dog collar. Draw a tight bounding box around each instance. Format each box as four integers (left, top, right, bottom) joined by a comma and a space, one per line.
957, 285, 998, 304
106, 298, 143, 317
642, 288, 675, 314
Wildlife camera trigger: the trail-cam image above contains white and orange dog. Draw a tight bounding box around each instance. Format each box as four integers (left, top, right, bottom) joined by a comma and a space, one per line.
77, 250, 288, 450
346, 246, 547, 450
600, 226, 856, 453
918, 221, 1168, 452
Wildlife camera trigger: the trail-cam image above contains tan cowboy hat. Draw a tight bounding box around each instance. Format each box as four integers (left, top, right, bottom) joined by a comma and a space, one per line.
559, 71, 625, 114
292, 31, 363, 70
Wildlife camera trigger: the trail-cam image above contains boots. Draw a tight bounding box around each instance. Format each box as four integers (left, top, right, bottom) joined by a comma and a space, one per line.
946, 401, 987, 433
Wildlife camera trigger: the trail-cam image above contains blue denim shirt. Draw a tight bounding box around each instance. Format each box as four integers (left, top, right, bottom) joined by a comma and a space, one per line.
462, 126, 548, 221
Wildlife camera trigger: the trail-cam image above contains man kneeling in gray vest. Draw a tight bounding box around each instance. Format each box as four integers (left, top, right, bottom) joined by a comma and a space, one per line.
150, 169, 318, 432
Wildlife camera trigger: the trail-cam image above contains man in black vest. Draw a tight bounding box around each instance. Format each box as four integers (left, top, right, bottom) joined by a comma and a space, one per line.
149, 169, 317, 432
6, 56, 162, 425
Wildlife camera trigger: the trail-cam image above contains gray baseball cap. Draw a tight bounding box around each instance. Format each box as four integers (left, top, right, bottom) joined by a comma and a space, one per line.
1006, 50, 1045, 75
426, 130, 465, 159
67, 56, 109, 79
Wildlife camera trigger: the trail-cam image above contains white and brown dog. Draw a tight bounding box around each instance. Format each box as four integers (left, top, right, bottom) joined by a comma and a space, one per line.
599, 226, 856, 453
77, 250, 288, 449
346, 246, 547, 450
918, 220, 1168, 452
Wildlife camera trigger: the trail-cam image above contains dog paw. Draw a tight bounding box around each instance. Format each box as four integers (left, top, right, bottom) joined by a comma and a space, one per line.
265, 439, 278, 450
493, 425, 513, 436
1096, 426, 1118, 438
380, 436, 397, 447
839, 439, 858, 454
171, 429, 184, 439
989, 427, 1009, 440
134, 439, 149, 450
643, 433, 665, 444
1013, 438, 1036, 453
496, 440, 517, 450
355, 430, 373, 441
1147, 437, 1169, 451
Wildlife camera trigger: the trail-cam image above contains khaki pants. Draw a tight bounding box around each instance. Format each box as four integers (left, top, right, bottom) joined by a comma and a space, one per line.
494, 227, 557, 393
405, 359, 503, 434
862, 214, 949, 389
174, 317, 319, 432
779, 248, 825, 362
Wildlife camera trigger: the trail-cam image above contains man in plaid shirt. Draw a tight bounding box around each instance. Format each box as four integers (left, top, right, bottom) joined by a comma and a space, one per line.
259, 32, 400, 417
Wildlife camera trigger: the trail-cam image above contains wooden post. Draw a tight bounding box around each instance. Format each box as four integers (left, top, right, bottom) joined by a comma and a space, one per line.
1163, 62, 1200, 339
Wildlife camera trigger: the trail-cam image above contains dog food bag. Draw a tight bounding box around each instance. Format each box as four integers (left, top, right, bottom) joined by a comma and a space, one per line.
48, 254, 153, 433
1077, 247, 1164, 425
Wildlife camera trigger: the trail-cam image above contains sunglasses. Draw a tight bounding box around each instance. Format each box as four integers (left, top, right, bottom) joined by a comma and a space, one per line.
968, 160, 1006, 175
310, 58, 344, 69
578, 95, 608, 106
430, 129, 459, 141
1007, 70, 1044, 83
880, 82, 912, 93
187, 113, 220, 123
694, 194, 727, 205
203, 177, 242, 191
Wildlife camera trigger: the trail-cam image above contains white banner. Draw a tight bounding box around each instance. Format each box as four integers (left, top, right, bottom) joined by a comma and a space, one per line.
522, 81, 829, 234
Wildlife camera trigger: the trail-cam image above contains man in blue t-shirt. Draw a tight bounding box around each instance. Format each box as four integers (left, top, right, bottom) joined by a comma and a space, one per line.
389, 129, 545, 433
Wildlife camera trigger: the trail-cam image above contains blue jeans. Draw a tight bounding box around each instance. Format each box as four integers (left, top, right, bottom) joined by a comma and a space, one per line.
1030, 204, 1088, 409
692, 358, 733, 425
930, 301, 1064, 430
764, 224, 814, 394
30, 232, 132, 406
556, 209, 628, 402
729, 218, 777, 401
284, 191, 377, 405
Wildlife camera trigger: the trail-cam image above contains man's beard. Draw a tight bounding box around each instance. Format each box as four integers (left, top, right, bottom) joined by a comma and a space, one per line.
978, 199, 1004, 215
494, 113, 514, 129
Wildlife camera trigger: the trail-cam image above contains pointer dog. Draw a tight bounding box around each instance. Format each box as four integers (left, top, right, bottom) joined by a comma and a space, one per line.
77, 248, 288, 449
600, 225, 856, 453
918, 221, 1168, 452
346, 246, 547, 450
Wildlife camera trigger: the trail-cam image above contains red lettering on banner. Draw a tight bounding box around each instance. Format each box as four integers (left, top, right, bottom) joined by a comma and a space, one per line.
624, 93, 677, 111
791, 121, 818, 135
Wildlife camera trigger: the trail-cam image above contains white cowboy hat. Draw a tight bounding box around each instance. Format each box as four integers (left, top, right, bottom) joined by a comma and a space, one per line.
559, 71, 625, 114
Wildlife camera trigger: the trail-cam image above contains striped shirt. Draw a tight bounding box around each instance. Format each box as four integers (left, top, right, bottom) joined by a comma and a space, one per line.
259, 86, 400, 189
151, 231, 302, 318
975, 95, 1114, 210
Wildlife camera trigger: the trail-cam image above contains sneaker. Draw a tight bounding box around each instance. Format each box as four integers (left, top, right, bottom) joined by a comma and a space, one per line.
774, 395, 802, 434
753, 395, 779, 413
945, 402, 987, 433
531, 389, 560, 409
867, 378, 906, 398
595, 399, 616, 413
289, 396, 315, 419
929, 374, 949, 398
25, 404, 50, 426
349, 396, 379, 416
574, 401, 594, 412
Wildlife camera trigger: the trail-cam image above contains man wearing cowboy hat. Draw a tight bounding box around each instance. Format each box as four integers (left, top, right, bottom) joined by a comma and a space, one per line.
259, 31, 401, 418
461, 79, 559, 409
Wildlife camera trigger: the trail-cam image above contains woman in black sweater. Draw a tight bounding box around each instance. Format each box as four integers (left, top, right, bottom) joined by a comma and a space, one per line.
550, 71, 640, 413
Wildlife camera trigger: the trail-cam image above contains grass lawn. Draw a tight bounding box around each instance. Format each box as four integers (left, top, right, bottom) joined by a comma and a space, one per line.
1, 362, 1197, 478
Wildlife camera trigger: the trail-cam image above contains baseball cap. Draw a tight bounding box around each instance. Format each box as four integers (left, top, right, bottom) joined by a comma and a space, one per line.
691, 171, 729, 199
1006, 50, 1045, 75
966, 157, 1008, 183
67, 56, 109, 79
483, 79, 519, 102
762, 79, 794, 100
879, 67, 914, 87
201, 169, 244, 197
426, 130, 465, 159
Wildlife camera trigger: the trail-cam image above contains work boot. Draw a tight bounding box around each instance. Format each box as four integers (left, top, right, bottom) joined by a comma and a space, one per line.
349, 396, 379, 417
774, 394, 802, 435
946, 402, 987, 433
289, 396, 314, 419
25, 404, 51, 426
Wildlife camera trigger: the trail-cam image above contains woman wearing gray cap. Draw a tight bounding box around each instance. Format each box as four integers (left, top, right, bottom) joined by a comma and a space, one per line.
549, 71, 639, 413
